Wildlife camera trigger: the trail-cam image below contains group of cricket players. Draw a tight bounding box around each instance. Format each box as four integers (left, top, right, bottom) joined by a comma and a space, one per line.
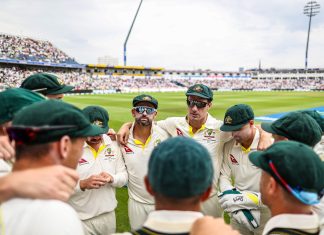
0, 72, 323, 235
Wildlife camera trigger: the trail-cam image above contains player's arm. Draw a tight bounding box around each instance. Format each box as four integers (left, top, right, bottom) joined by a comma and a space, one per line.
0, 165, 79, 203
110, 145, 128, 188
255, 124, 273, 150
117, 122, 132, 145
0, 135, 15, 160
219, 141, 234, 192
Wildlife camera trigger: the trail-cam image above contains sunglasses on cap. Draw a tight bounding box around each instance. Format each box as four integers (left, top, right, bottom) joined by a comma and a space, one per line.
186, 99, 208, 109
268, 159, 320, 205
6, 125, 77, 145
133, 106, 156, 115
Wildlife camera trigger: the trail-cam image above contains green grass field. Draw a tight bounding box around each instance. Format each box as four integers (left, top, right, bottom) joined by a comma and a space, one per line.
64, 91, 324, 232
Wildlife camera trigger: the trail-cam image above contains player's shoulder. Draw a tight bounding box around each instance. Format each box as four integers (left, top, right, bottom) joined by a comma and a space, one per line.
152, 124, 170, 139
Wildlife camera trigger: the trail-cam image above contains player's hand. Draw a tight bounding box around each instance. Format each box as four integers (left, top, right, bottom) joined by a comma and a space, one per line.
80, 174, 108, 190
219, 189, 261, 212
10, 165, 79, 202
256, 124, 273, 150
99, 172, 114, 183
117, 122, 132, 145
190, 216, 240, 235
0, 135, 15, 160
231, 209, 260, 231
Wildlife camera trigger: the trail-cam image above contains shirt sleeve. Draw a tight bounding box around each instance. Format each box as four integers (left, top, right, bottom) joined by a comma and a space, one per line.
219, 140, 235, 192
110, 144, 128, 188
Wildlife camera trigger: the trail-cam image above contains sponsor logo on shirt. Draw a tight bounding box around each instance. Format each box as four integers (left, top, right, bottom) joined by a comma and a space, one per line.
176, 128, 184, 136
78, 158, 89, 165
123, 145, 134, 154
230, 154, 239, 165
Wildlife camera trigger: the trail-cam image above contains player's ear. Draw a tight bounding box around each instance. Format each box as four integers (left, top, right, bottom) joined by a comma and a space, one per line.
200, 186, 212, 202
131, 108, 136, 118
58, 135, 72, 160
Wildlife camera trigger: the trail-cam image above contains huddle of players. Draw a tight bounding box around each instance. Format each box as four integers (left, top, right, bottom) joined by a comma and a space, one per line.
0, 72, 323, 235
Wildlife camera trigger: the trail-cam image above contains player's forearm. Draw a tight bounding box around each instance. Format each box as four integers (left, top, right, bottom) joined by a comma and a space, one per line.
0, 174, 16, 203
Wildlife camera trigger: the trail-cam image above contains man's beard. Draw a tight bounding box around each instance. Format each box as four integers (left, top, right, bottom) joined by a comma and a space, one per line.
135, 116, 152, 127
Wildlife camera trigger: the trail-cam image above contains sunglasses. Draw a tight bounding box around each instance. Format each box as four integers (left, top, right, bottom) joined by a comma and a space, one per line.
186, 99, 208, 109
133, 106, 156, 115
268, 159, 320, 205
6, 125, 77, 145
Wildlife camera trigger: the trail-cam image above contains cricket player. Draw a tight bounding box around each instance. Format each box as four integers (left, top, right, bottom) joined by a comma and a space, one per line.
249, 141, 324, 235
218, 104, 271, 235
69, 106, 128, 234
120, 94, 169, 230
114, 136, 226, 235
21, 72, 74, 99
1, 99, 105, 235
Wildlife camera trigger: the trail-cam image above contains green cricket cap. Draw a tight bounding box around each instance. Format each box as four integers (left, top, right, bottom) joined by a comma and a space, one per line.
261, 112, 322, 147
21, 73, 74, 95
133, 94, 158, 109
186, 84, 213, 101
148, 137, 214, 198
0, 88, 45, 125
10, 100, 104, 144
220, 104, 254, 131
82, 106, 109, 133
299, 110, 324, 133
249, 141, 324, 198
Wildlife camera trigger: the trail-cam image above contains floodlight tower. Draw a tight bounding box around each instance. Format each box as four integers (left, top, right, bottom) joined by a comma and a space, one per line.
124, 0, 144, 66
303, 1, 320, 70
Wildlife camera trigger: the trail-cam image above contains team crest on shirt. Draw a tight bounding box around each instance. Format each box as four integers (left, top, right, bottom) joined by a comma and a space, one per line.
203, 128, 216, 139
104, 148, 116, 161
123, 145, 134, 154
78, 158, 89, 165
176, 128, 184, 136
230, 154, 239, 165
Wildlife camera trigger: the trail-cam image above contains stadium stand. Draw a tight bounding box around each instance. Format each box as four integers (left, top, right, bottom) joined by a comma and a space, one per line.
0, 33, 323, 93
0, 33, 77, 64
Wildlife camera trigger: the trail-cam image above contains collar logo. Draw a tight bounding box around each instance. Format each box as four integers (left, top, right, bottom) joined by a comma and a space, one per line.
225, 116, 232, 124
142, 96, 152, 101
193, 86, 203, 92
93, 120, 103, 127
124, 145, 134, 154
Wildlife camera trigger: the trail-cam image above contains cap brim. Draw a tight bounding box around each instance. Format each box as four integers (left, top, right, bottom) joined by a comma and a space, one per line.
47, 85, 74, 95
186, 92, 212, 100
75, 124, 106, 137
220, 123, 245, 132
133, 101, 157, 109
261, 122, 277, 134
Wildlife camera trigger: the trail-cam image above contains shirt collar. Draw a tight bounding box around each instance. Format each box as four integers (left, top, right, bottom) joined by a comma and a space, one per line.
143, 210, 203, 234
262, 213, 320, 235
239, 127, 259, 153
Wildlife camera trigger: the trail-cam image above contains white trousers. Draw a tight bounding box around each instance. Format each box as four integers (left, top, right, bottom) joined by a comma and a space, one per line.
128, 198, 155, 230
82, 211, 116, 235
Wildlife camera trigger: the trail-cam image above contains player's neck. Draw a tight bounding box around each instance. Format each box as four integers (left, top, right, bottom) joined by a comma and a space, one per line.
12, 156, 57, 171
133, 124, 152, 143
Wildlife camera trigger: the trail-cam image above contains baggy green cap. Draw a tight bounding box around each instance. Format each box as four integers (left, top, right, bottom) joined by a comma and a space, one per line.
249, 141, 324, 200
220, 104, 254, 131
82, 106, 109, 133
186, 84, 213, 101
0, 88, 45, 125
11, 100, 105, 144
299, 110, 324, 133
148, 137, 214, 198
21, 73, 74, 95
133, 94, 158, 109
261, 112, 322, 147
